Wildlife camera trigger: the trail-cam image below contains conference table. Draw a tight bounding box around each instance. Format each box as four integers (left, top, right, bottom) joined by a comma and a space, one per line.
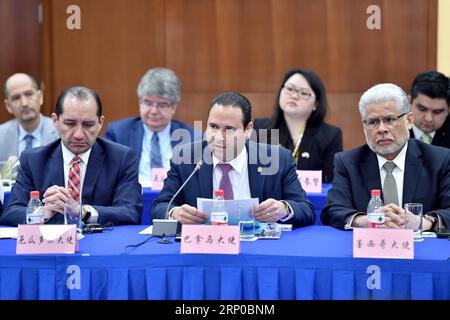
0, 225, 448, 300
2, 184, 332, 225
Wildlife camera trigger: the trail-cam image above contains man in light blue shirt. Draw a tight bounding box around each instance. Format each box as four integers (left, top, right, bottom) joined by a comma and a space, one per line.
104, 68, 198, 183
0, 73, 58, 162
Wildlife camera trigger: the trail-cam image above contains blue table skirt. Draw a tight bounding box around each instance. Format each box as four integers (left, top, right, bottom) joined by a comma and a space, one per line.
0, 226, 448, 300
4, 185, 331, 226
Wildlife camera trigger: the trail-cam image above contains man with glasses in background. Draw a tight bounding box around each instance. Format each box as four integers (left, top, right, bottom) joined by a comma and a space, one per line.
104, 68, 197, 183
0, 73, 58, 162
321, 83, 450, 231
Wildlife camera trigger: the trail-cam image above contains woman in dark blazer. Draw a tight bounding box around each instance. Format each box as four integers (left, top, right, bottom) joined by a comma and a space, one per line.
254, 68, 343, 183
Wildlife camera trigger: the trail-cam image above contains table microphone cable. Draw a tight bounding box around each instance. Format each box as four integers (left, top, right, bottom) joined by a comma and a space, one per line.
123, 233, 178, 254
123, 235, 157, 254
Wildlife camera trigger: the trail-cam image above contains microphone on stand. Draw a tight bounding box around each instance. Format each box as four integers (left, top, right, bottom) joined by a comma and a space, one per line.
164, 160, 204, 220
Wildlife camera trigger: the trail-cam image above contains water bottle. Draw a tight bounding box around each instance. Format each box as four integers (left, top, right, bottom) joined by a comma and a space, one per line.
210, 189, 228, 226
366, 189, 385, 228
26, 191, 44, 224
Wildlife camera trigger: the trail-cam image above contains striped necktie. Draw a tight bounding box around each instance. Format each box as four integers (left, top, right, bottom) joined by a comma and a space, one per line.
68, 156, 82, 202
150, 133, 163, 169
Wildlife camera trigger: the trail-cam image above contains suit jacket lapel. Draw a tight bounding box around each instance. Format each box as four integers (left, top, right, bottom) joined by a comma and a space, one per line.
198, 162, 213, 199
48, 143, 65, 187
360, 148, 382, 197
403, 140, 422, 205
170, 120, 179, 149
133, 120, 144, 158
247, 141, 265, 201
82, 142, 104, 204
298, 125, 316, 161
196, 140, 213, 198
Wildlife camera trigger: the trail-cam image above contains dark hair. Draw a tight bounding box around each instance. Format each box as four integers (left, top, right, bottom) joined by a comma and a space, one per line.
3, 73, 39, 98
268, 68, 327, 126
265, 69, 328, 147
411, 71, 450, 106
209, 92, 252, 128
55, 86, 103, 118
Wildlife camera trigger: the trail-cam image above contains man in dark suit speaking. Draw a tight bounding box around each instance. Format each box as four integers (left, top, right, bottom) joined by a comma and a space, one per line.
321, 83, 450, 230
151, 92, 315, 227
0, 86, 143, 226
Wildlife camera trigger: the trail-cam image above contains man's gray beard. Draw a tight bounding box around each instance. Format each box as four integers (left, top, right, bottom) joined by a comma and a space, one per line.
367, 136, 409, 157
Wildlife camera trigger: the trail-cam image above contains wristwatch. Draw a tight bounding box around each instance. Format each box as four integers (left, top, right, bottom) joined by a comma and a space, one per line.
82, 205, 91, 224
423, 213, 438, 230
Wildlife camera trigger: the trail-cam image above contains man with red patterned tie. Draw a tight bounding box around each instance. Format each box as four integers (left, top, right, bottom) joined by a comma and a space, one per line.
0, 86, 142, 226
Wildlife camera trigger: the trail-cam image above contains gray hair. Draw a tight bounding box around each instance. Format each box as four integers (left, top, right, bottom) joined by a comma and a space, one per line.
137, 68, 181, 102
358, 83, 409, 118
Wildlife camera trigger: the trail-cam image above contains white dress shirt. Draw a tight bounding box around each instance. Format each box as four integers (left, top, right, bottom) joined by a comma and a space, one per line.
139, 123, 173, 182
18, 115, 44, 155
61, 142, 98, 223
212, 148, 251, 199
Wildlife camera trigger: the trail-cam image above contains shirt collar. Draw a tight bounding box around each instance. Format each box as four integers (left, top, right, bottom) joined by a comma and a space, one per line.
212, 146, 248, 175
61, 141, 92, 167
376, 141, 408, 173
412, 124, 435, 139
143, 122, 172, 140
18, 114, 44, 142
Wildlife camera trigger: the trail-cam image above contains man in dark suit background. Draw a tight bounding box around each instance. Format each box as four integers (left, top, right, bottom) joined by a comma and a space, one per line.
0, 86, 142, 226
409, 71, 450, 148
152, 92, 315, 227
104, 68, 198, 183
321, 83, 450, 230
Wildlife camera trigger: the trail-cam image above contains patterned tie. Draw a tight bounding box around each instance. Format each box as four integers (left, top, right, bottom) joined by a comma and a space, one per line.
218, 163, 234, 200
24, 134, 34, 151
420, 133, 432, 144
68, 156, 81, 202
382, 161, 399, 206
150, 133, 163, 169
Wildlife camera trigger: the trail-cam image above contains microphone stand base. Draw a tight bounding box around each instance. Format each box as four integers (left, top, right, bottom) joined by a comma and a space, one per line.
157, 237, 172, 244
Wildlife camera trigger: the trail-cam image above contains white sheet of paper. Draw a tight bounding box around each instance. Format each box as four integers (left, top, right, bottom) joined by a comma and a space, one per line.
139, 225, 153, 235
197, 197, 259, 225
0, 227, 18, 239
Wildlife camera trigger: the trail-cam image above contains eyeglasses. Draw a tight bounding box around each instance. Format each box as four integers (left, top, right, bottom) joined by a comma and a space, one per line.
282, 84, 314, 100
362, 112, 407, 129
140, 99, 175, 110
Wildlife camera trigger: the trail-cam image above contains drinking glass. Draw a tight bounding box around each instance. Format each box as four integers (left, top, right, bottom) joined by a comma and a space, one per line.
404, 203, 423, 242
238, 205, 257, 240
